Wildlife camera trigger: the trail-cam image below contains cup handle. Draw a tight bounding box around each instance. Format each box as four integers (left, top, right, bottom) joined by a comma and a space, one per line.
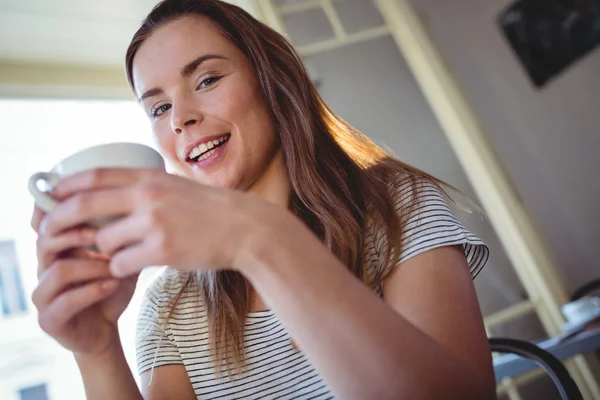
28, 172, 59, 212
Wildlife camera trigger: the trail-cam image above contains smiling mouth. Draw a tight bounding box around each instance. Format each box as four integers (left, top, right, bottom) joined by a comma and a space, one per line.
187, 134, 230, 162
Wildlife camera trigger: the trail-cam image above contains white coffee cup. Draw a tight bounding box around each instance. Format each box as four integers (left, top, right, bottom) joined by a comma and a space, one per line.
28, 142, 166, 219
562, 296, 600, 327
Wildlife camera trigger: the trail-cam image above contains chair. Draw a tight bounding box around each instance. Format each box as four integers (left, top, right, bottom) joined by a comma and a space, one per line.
490, 337, 583, 400
569, 277, 600, 365
571, 278, 600, 301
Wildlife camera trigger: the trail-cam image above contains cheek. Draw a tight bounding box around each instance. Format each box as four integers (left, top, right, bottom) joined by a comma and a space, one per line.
204, 89, 244, 123
152, 123, 178, 161
210, 77, 266, 128
223, 88, 274, 144
243, 100, 277, 148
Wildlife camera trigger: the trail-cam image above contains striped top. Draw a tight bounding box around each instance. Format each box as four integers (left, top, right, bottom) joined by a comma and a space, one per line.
136, 176, 488, 399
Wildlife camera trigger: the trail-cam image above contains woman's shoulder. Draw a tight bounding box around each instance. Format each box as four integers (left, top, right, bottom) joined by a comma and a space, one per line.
139, 268, 197, 311
364, 170, 442, 231
363, 165, 447, 217
364, 170, 488, 280
136, 269, 207, 341
387, 171, 445, 207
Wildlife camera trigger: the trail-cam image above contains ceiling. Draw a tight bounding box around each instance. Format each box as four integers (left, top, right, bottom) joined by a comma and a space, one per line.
0, 0, 262, 98
0, 0, 259, 67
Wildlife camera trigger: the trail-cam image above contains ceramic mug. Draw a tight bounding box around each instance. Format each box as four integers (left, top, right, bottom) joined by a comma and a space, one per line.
562, 296, 600, 327
28, 142, 166, 227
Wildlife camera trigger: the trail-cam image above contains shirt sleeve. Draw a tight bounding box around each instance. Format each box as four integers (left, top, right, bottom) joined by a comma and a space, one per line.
374, 175, 489, 281
135, 272, 185, 375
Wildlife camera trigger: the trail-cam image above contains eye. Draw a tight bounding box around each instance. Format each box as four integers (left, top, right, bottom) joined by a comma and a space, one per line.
196, 76, 221, 90
151, 103, 171, 118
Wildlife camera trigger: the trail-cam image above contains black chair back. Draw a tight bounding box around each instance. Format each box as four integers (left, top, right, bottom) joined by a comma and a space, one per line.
571, 278, 600, 301
490, 337, 583, 400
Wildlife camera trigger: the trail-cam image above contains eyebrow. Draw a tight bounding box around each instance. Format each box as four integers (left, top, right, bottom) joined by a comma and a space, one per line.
137, 53, 228, 103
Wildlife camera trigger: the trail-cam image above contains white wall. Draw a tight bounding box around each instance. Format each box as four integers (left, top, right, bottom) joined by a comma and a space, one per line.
285, 1, 529, 326
410, 0, 600, 294
288, 2, 585, 396
305, 36, 527, 318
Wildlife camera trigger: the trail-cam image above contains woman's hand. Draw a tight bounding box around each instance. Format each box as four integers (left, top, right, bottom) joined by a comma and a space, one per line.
41, 168, 276, 278
31, 206, 138, 357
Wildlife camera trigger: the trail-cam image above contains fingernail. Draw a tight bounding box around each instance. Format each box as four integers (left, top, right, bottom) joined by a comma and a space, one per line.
109, 262, 124, 278
89, 251, 111, 261
39, 217, 48, 234
101, 280, 118, 292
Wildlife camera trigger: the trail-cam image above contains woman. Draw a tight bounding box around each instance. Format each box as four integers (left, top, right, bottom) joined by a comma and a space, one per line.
31, 0, 496, 399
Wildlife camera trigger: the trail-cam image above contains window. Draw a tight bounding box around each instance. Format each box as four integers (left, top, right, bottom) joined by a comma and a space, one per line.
0, 240, 27, 316
0, 100, 153, 398
19, 384, 49, 400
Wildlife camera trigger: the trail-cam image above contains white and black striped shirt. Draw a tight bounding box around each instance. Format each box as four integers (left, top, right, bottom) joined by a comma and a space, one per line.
136, 177, 488, 399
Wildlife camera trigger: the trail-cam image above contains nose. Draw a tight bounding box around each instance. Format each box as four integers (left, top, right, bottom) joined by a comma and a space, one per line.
170, 101, 204, 135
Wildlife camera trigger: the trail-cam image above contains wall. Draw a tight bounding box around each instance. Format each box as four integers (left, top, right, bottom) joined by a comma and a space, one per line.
284, 0, 529, 324
286, 2, 593, 396
410, 0, 600, 294
306, 37, 527, 317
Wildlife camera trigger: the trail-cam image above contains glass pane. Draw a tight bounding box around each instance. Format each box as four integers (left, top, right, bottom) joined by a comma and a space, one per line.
19, 384, 49, 400
0, 240, 27, 316
274, 0, 305, 5
334, 0, 385, 34
283, 8, 335, 47
489, 310, 547, 342
0, 100, 153, 399
0, 269, 7, 316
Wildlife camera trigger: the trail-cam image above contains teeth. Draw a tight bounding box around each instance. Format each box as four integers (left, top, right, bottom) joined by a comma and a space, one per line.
198, 149, 216, 160
188, 134, 229, 161
189, 147, 201, 159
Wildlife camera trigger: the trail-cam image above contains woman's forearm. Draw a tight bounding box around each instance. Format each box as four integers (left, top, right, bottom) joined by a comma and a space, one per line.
74, 331, 143, 400
240, 216, 489, 400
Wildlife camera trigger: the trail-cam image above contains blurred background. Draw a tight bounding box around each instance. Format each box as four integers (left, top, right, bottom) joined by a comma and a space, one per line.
0, 0, 599, 399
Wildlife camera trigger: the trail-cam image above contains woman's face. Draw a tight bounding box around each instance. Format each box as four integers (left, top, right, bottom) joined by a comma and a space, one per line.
132, 16, 281, 191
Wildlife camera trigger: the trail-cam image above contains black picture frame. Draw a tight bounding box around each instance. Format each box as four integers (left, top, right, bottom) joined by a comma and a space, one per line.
498, 0, 600, 87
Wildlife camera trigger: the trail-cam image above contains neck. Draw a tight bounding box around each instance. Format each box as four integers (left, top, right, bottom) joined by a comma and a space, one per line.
247, 150, 290, 208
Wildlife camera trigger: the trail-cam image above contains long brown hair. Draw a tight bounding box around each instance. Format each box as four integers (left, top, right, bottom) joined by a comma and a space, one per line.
126, 0, 445, 375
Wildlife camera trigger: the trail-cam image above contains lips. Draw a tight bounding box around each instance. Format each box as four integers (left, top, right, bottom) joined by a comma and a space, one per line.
185, 133, 230, 162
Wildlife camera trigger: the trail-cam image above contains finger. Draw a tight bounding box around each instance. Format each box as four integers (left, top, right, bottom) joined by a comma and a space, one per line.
96, 213, 148, 255
36, 228, 98, 275
43, 187, 134, 235
33, 258, 113, 307
38, 279, 119, 335
66, 248, 111, 261
31, 204, 46, 232
52, 168, 159, 201
110, 239, 162, 278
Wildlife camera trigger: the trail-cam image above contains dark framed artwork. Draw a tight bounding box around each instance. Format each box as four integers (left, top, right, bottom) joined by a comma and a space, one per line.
498, 0, 600, 87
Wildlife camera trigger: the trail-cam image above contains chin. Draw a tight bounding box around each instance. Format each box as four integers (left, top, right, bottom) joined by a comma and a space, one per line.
190, 168, 243, 190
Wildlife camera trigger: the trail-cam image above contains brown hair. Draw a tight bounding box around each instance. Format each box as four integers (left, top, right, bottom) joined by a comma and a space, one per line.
126, 0, 445, 375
